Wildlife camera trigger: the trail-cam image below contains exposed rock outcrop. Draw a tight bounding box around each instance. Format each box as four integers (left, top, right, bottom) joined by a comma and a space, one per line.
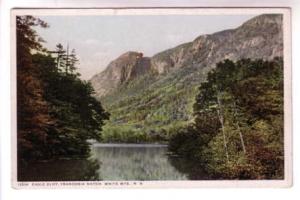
90, 51, 151, 97
90, 14, 283, 97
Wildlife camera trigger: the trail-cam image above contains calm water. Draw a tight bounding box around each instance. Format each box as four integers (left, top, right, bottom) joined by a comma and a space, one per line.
90, 143, 187, 181
19, 143, 210, 181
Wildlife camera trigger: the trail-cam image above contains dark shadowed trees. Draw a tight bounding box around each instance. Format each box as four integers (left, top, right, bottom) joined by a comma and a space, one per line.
17, 16, 109, 166
17, 16, 53, 162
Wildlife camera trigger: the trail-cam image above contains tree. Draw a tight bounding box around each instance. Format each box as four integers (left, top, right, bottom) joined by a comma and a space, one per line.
32, 51, 109, 158
17, 16, 110, 163
17, 16, 53, 163
69, 48, 79, 74
169, 58, 284, 179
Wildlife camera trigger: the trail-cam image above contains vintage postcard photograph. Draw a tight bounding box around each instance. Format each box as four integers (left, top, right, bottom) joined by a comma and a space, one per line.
11, 8, 292, 188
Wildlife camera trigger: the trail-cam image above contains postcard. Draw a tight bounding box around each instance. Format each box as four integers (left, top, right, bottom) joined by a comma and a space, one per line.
11, 8, 292, 188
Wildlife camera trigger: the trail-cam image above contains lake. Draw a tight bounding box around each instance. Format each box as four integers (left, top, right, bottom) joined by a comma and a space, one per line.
19, 143, 210, 181
90, 143, 188, 181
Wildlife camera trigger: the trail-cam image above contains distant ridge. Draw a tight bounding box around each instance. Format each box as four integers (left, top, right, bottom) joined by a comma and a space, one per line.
89, 14, 283, 136
90, 14, 283, 98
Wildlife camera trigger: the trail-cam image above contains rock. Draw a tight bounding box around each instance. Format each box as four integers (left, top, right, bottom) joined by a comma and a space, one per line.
90, 51, 151, 97
90, 14, 283, 98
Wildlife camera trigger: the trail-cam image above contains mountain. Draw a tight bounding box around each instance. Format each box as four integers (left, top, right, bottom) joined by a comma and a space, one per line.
90, 51, 152, 97
90, 14, 283, 142
151, 14, 282, 74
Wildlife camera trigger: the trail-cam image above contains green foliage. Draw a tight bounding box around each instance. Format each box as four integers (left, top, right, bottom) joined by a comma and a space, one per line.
100, 64, 204, 143
102, 125, 149, 143
169, 58, 284, 179
101, 123, 174, 143
17, 16, 109, 165
31, 51, 109, 159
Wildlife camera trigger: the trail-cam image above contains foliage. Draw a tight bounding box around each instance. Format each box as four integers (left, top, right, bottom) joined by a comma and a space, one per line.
169, 58, 284, 179
100, 64, 204, 142
31, 52, 109, 158
17, 16, 53, 162
17, 16, 109, 167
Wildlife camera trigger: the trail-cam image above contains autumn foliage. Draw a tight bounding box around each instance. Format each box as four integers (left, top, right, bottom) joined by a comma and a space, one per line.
17, 16, 109, 168
169, 58, 284, 179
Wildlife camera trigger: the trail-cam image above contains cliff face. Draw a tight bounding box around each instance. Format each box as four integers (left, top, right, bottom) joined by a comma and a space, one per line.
150, 14, 283, 74
90, 14, 283, 98
89, 14, 284, 136
90, 51, 151, 97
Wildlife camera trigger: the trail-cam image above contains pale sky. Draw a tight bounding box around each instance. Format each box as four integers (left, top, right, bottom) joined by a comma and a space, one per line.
34, 15, 255, 80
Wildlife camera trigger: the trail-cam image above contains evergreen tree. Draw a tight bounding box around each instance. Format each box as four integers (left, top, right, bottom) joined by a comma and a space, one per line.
17, 16, 109, 164
169, 58, 284, 179
17, 16, 53, 163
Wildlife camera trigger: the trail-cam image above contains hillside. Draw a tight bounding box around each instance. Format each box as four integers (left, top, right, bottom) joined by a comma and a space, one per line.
90, 14, 283, 142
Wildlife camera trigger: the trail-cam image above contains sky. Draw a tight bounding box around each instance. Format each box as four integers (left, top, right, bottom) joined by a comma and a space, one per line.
34, 15, 255, 80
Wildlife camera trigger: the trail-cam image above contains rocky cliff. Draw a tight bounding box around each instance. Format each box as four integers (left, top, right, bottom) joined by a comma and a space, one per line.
90, 14, 283, 98
150, 14, 283, 74
90, 51, 151, 97
89, 14, 284, 139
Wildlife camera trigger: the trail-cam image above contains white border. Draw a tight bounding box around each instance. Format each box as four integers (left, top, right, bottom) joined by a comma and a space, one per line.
9, 7, 292, 189
2, 1, 300, 200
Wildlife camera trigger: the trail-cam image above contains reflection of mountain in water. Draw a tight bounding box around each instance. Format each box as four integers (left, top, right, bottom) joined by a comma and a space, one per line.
18, 144, 212, 181
91, 144, 188, 180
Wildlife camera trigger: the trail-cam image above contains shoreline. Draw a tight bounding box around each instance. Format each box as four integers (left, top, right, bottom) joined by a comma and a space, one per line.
91, 143, 168, 148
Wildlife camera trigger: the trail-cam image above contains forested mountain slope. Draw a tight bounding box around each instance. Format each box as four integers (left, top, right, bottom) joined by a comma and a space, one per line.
90, 14, 283, 142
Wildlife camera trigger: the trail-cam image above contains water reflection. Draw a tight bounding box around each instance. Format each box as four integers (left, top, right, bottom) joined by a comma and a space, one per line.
167, 156, 211, 180
18, 158, 100, 181
18, 144, 208, 182
91, 144, 188, 181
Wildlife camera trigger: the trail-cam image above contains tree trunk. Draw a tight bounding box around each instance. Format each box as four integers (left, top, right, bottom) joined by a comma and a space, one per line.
233, 100, 246, 154
217, 93, 229, 162
65, 44, 69, 74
